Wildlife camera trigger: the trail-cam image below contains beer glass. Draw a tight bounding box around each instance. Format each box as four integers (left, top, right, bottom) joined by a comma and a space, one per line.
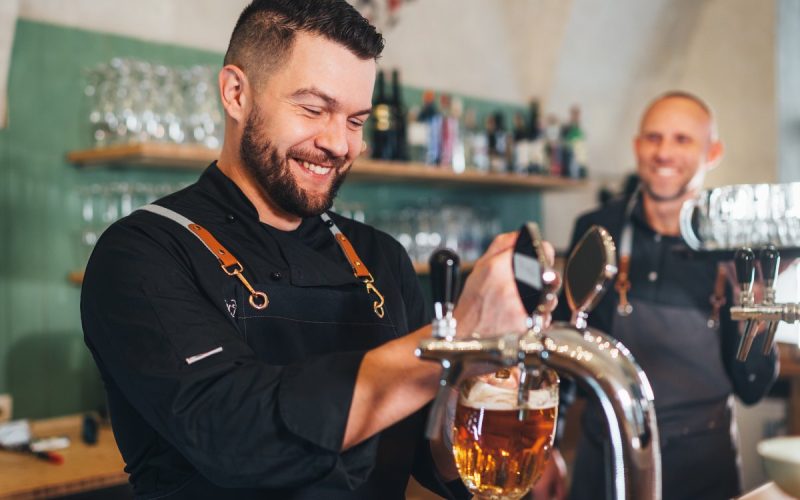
450, 366, 559, 500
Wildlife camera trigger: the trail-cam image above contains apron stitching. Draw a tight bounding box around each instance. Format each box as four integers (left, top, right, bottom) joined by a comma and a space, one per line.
238, 314, 394, 327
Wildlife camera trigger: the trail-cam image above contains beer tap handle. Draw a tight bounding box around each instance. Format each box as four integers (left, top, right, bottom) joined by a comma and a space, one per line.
759, 245, 780, 296
426, 248, 461, 438
513, 222, 558, 328
758, 246, 780, 355
429, 248, 460, 337
734, 247, 756, 305
430, 248, 460, 313
734, 248, 758, 361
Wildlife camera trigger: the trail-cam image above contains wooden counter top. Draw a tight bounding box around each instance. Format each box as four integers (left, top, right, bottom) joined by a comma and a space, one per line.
0, 414, 128, 499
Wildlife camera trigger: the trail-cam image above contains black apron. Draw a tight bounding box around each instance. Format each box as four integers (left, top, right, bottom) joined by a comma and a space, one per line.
570, 298, 741, 500
139, 206, 427, 499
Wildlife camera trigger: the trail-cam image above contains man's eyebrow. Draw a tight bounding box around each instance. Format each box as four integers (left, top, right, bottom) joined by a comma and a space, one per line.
291, 87, 372, 116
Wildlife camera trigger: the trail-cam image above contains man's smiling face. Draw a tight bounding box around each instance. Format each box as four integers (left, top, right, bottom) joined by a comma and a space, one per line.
634, 96, 721, 203
240, 32, 375, 217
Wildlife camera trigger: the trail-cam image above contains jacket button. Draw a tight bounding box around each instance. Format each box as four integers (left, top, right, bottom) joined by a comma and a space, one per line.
226, 214, 236, 223
270, 272, 282, 281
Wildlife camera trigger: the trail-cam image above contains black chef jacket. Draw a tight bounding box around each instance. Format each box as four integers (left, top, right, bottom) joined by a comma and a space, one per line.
81, 163, 465, 499
556, 193, 779, 500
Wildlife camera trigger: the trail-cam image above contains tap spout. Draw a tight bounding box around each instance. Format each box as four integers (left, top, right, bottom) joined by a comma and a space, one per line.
531, 323, 661, 500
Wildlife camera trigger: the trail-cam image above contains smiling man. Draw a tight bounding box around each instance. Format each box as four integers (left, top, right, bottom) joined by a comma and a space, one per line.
540, 92, 779, 500
80, 1, 535, 499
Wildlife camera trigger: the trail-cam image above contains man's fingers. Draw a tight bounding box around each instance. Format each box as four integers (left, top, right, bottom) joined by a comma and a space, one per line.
482, 232, 518, 258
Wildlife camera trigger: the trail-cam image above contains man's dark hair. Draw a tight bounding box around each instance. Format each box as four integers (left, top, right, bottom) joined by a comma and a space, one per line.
224, 0, 384, 87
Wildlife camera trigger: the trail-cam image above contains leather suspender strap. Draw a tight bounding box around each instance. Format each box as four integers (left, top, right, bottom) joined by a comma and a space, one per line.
139, 204, 269, 310
615, 190, 638, 316
708, 264, 727, 328
321, 213, 386, 318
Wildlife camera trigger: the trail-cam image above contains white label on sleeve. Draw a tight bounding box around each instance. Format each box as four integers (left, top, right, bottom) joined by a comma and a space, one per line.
185, 347, 223, 365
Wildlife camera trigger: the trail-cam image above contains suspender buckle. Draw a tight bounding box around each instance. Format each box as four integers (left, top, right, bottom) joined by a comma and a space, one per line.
221, 262, 269, 310
362, 274, 386, 319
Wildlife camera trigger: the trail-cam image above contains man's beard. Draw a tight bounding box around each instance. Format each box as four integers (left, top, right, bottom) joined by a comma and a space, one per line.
640, 178, 689, 203
239, 105, 349, 218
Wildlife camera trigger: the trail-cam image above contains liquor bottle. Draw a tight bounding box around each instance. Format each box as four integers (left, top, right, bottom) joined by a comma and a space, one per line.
487, 111, 509, 174
439, 94, 457, 169
561, 105, 587, 178
543, 114, 562, 176
370, 70, 394, 160
418, 90, 442, 166
464, 108, 489, 172
449, 97, 467, 173
511, 111, 529, 175
527, 99, 546, 175
389, 69, 408, 161
408, 90, 438, 164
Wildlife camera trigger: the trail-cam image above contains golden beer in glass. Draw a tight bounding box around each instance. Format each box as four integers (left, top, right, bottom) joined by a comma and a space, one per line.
451, 368, 558, 500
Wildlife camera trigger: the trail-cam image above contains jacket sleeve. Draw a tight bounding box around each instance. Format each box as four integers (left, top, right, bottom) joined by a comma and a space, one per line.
81, 221, 378, 490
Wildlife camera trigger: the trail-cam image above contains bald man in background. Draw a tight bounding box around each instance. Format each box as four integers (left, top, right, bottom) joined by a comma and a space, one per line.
536, 92, 779, 500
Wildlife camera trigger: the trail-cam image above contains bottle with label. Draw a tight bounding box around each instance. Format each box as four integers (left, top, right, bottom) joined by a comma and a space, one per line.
561, 105, 588, 178
511, 111, 529, 175
449, 97, 467, 173
408, 90, 438, 164
526, 99, 546, 175
370, 70, 394, 160
464, 108, 489, 172
543, 114, 562, 176
439, 93, 465, 171
389, 69, 408, 161
487, 111, 509, 174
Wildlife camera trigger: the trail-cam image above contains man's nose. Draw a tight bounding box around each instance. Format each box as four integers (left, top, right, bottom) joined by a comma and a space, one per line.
654, 140, 675, 162
315, 119, 349, 158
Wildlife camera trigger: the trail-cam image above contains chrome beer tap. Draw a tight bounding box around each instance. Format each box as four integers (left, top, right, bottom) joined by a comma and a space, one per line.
759, 246, 781, 355
731, 245, 792, 360
734, 247, 759, 362
424, 248, 461, 438
417, 223, 662, 500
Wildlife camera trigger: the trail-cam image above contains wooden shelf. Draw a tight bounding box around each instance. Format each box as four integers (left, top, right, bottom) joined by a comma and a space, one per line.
67, 143, 586, 190
68, 143, 217, 169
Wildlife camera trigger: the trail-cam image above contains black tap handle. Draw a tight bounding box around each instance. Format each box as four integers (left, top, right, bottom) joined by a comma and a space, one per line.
759, 245, 780, 284
734, 247, 755, 293
513, 222, 551, 316
430, 248, 460, 306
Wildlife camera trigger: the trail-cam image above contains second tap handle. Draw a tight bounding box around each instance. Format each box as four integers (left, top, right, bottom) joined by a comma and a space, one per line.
759, 245, 780, 287
734, 247, 755, 295
430, 248, 460, 309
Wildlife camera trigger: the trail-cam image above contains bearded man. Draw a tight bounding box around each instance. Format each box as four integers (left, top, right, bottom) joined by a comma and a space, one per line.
80, 1, 538, 498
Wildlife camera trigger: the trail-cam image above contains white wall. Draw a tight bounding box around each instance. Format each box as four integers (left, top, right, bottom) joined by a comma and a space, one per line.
15, 0, 777, 247
542, 0, 777, 248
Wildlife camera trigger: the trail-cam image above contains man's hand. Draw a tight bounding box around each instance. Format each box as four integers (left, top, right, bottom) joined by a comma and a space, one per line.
455, 232, 556, 338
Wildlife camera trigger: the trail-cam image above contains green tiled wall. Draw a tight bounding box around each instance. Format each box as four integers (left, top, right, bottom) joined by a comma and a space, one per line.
0, 20, 540, 419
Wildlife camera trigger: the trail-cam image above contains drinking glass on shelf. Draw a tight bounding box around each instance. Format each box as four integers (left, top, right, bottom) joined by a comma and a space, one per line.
449, 366, 559, 500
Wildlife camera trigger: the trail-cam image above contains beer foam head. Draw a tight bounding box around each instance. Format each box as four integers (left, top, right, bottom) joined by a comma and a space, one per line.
460, 379, 558, 410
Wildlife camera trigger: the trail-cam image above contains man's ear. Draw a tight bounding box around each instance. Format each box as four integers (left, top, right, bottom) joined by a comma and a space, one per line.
706, 140, 724, 171
219, 65, 249, 124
